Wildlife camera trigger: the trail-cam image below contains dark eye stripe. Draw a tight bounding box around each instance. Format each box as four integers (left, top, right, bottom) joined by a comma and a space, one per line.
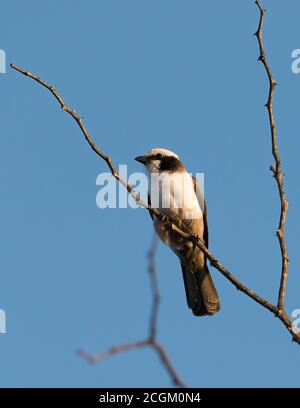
159, 156, 182, 171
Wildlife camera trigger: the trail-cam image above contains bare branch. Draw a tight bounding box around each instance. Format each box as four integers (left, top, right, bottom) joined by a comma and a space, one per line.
79, 339, 186, 388
150, 342, 186, 388
78, 232, 187, 388
9, 63, 148, 211
255, 0, 290, 312
78, 340, 149, 364
148, 234, 160, 341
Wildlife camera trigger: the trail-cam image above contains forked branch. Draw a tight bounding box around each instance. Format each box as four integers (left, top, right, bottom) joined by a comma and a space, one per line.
79, 234, 186, 388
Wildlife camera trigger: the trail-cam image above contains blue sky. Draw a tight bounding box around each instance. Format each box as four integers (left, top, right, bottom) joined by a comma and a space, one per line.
1, 0, 300, 387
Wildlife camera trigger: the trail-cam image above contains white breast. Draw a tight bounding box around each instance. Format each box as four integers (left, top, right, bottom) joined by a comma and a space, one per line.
149, 170, 203, 220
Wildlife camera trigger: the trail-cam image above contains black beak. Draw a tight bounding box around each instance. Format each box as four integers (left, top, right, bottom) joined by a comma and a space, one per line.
135, 155, 147, 164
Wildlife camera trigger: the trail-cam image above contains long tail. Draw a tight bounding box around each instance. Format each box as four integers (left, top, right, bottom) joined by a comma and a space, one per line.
180, 262, 220, 316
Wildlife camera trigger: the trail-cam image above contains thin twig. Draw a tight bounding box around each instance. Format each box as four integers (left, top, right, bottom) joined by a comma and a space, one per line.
79, 339, 185, 387
148, 234, 160, 341
150, 342, 186, 388
78, 340, 149, 364
255, 0, 289, 311
9, 64, 148, 211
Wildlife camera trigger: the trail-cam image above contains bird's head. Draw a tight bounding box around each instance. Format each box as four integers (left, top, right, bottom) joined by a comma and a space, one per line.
135, 148, 183, 173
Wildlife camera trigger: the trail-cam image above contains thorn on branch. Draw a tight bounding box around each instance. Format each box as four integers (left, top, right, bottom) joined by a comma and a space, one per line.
270, 164, 276, 175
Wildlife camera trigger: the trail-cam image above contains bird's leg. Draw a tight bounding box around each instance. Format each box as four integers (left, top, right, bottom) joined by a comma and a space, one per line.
190, 233, 200, 252
184, 236, 195, 262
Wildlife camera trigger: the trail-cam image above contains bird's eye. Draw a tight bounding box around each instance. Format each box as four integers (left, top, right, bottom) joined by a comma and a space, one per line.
156, 153, 163, 160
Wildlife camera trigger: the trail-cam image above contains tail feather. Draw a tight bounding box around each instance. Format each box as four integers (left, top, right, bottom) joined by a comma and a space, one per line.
180, 262, 220, 316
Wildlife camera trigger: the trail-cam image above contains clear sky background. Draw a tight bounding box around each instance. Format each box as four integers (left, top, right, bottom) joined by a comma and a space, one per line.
0, 0, 300, 387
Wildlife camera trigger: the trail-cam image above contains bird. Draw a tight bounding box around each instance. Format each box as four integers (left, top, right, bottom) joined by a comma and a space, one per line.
135, 148, 220, 316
